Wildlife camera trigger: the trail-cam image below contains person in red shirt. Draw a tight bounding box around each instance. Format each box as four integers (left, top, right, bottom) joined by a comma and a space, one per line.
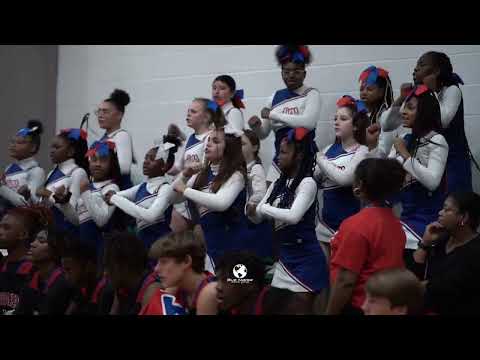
327, 158, 407, 315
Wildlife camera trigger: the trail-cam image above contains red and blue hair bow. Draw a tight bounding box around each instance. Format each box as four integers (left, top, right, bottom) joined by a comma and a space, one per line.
85, 140, 116, 158
336, 95, 368, 113
278, 45, 310, 65
207, 100, 219, 112
232, 89, 245, 109
60, 128, 88, 141
287, 127, 309, 142
359, 66, 389, 86
405, 84, 431, 102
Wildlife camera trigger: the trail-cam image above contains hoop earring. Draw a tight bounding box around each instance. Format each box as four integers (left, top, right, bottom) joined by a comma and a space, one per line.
353, 187, 361, 197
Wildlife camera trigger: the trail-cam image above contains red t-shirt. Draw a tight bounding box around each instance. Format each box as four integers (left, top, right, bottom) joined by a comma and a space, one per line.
330, 207, 406, 310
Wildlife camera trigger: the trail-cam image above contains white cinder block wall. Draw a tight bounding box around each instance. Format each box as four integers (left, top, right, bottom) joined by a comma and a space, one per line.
57, 45, 480, 192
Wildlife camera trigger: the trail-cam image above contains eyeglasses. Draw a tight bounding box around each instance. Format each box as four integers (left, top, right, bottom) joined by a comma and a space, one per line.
94, 109, 112, 116
281, 69, 305, 76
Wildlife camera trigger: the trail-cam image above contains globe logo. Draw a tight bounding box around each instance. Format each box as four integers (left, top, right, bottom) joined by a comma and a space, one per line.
233, 264, 248, 279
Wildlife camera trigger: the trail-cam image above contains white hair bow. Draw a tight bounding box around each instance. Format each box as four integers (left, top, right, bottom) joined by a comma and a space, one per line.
153, 138, 176, 162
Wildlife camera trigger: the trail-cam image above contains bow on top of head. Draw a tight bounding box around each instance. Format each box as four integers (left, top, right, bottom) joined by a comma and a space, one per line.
60, 128, 88, 141
16, 126, 39, 138
207, 100, 219, 112
359, 66, 389, 86
287, 127, 309, 142
336, 95, 368, 113
405, 84, 431, 102
278, 45, 310, 65
86, 140, 116, 158
153, 138, 176, 162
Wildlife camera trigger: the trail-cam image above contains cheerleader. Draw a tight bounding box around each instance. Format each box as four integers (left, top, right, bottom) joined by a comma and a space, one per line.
411, 51, 474, 193
96, 89, 136, 190
314, 96, 369, 246
248, 45, 321, 184
105, 136, 181, 250
250, 127, 329, 314
212, 75, 245, 131
359, 66, 405, 158
0, 120, 45, 208
35, 129, 89, 234
391, 85, 449, 258
168, 98, 212, 233
172, 103, 253, 272
242, 130, 274, 264
58, 140, 122, 259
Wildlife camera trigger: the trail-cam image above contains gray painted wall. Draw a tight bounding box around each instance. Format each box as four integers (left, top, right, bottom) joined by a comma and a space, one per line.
0, 45, 57, 170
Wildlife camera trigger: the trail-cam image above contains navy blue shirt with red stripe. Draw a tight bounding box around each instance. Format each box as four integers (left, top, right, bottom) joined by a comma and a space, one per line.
0, 258, 34, 314
67, 275, 114, 315
16, 267, 74, 315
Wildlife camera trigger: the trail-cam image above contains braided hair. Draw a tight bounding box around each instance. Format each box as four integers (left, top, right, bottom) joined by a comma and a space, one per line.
423, 51, 464, 88
267, 129, 318, 211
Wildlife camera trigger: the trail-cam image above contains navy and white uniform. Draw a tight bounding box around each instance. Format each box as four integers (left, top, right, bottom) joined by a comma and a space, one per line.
252, 177, 329, 293
110, 176, 173, 250
173, 165, 253, 271
100, 129, 136, 190
244, 161, 273, 259
371, 106, 409, 158
222, 101, 244, 132
174, 131, 210, 220
314, 143, 368, 243
391, 132, 449, 249
0, 157, 45, 207
41, 159, 88, 234
254, 86, 321, 183
437, 85, 472, 193
60, 180, 119, 255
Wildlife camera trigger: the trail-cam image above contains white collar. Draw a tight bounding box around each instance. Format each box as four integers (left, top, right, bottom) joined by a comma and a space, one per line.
92, 179, 113, 189
247, 161, 257, 171
16, 157, 38, 169
105, 128, 125, 138
293, 85, 307, 95
211, 164, 220, 176
195, 130, 211, 142
57, 158, 77, 173
147, 175, 166, 184
221, 101, 234, 112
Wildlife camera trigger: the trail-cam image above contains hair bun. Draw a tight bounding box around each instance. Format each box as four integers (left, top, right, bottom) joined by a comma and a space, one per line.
27, 119, 44, 135
110, 89, 130, 108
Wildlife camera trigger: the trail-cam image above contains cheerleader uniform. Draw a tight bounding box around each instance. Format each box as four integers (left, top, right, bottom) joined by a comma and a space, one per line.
173, 165, 253, 271
392, 131, 449, 249
60, 180, 119, 259
314, 143, 368, 243
110, 176, 173, 250
437, 84, 472, 193
100, 129, 136, 190
41, 159, 88, 234
245, 161, 273, 260
0, 157, 45, 208
173, 131, 210, 221
221, 101, 244, 132
253, 177, 328, 293
253, 86, 322, 183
